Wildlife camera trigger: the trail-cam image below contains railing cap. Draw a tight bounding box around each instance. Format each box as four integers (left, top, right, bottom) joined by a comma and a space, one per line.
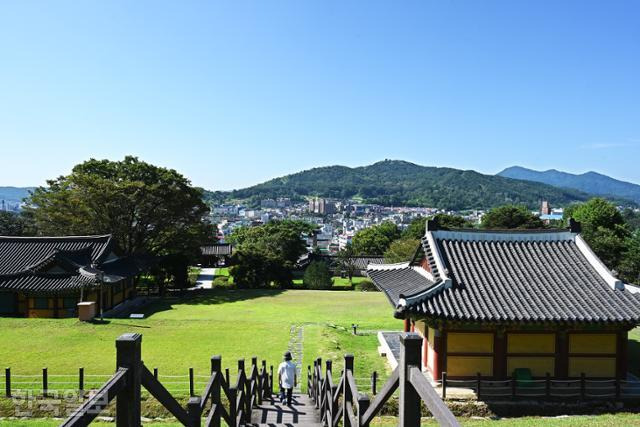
116, 333, 142, 343
399, 332, 422, 343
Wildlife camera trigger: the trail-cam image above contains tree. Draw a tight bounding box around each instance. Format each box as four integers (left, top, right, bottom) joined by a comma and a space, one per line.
481, 205, 544, 229
336, 244, 358, 283
0, 211, 32, 236
228, 220, 316, 288
351, 222, 401, 255
25, 157, 213, 258
384, 238, 420, 263
303, 260, 333, 289
619, 231, 640, 284
564, 198, 630, 277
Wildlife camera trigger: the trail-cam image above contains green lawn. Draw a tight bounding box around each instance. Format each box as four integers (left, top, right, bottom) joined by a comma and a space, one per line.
292, 275, 369, 288
4, 413, 640, 426
0, 289, 401, 395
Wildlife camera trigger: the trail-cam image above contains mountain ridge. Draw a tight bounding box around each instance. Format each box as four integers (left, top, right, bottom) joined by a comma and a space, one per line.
498, 166, 640, 203
210, 160, 603, 210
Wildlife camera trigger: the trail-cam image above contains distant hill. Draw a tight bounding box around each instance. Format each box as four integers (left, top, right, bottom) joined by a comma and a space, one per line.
0, 187, 34, 203
498, 166, 640, 204
219, 160, 596, 210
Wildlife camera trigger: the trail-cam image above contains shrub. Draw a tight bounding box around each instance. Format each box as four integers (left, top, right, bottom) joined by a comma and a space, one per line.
356, 279, 379, 292
213, 276, 233, 288
303, 261, 333, 290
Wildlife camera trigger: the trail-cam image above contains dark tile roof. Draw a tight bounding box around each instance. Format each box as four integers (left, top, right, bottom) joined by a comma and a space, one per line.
368, 229, 640, 324
0, 273, 96, 294
367, 265, 437, 306
201, 244, 233, 256
321, 255, 385, 270
0, 235, 150, 294
0, 235, 113, 274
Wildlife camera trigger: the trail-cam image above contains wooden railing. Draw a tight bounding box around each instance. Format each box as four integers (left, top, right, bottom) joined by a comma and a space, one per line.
61, 333, 273, 427
307, 333, 460, 427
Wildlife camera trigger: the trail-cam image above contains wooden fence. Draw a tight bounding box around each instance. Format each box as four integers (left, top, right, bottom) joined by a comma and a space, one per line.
307, 333, 460, 427
61, 333, 272, 427
441, 372, 640, 400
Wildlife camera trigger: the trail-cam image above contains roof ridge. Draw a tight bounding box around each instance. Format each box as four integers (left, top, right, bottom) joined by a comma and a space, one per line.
0, 234, 112, 241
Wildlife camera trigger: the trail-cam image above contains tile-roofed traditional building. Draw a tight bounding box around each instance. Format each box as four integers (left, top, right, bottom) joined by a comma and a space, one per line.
367, 220, 640, 381
200, 243, 233, 266
0, 235, 150, 318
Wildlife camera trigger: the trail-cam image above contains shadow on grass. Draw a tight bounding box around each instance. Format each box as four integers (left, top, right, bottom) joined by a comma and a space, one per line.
140, 288, 286, 318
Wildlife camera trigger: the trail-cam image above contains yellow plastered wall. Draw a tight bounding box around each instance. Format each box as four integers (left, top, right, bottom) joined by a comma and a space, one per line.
447, 333, 493, 353
569, 334, 616, 354
447, 356, 493, 376
507, 357, 555, 377
414, 320, 427, 337
508, 333, 555, 353
569, 357, 616, 377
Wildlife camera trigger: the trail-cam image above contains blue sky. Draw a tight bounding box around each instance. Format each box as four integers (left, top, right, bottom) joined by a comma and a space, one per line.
0, 1, 639, 190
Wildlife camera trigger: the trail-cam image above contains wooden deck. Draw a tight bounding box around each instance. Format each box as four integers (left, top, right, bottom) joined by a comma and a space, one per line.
249, 393, 322, 426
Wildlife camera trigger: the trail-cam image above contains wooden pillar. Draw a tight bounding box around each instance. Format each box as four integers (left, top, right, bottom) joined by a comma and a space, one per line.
555, 330, 568, 378
431, 328, 444, 380
403, 318, 411, 333
116, 333, 142, 427
493, 330, 507, 379
399, 333, 422, 426
617, 330, 628, 379
53, 295, 59, 318
410, 320, 415, 333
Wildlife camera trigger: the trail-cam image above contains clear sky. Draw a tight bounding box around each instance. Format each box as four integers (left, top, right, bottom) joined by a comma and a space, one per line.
1, 1, 639, 190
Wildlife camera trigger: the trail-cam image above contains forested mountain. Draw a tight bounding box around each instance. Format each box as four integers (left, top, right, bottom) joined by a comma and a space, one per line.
0, 187, 34, 203
498, 166, 640, 204
218, 160, 595, 210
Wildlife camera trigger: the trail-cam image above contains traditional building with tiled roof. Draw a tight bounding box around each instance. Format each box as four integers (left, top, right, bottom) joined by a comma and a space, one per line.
200, 243, 233, 266
0, 235, 150, 318
367, 220, 640, 381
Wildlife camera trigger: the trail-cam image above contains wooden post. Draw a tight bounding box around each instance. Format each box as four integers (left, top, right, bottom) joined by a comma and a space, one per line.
399, 333, 422, 427
210, 356, 222, 427
269, 365, 273, 393
343, 354, 354, 427
189, 367, 195, 397
228, 386, 237, 427
442, 372, 447, 399
79, 367, 84, 393
154, 367, 158, 379
581, 373, 586, 399
545, 373, 550, 399
42, 367, 48, 397
330, 384, 338, 425
225, 368, 230, 386
358, 392, 370, 427
187, 396, 202, 427
371, 371, 377, 395
5, 368, 10, 398
316, 358, 322, 408
116, 333, 142, 427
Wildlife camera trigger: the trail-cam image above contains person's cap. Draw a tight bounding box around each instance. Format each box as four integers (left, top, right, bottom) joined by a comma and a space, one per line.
284, 351, 292, 360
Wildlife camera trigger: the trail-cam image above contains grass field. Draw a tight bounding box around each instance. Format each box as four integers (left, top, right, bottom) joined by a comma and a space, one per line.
4, 413, 640, 426
0, 289, 401, 395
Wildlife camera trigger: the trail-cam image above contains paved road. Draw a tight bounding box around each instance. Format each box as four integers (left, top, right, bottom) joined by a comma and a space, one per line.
195, 267, 216, 289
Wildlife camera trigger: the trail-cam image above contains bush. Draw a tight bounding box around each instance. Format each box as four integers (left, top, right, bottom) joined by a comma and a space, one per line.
303, 261, 334, 290
356, 279, 379, 292
213, 276, 233, 288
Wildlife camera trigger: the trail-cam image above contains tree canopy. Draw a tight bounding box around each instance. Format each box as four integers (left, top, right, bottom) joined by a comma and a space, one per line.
0, 211, 33, 236
351, 221, 401, 255
481, 205, 544, 229
228, 220, 316, 288
24, 156, 213, 257
383, 238, 420, 264
303, 260, 333, 289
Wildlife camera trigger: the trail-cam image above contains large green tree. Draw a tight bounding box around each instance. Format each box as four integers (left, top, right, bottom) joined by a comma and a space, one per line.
564, 198, 630, 278
384, 238, 420, 263
0, 211, 33, 236
25, 156, 213, 257
303, 260, 333, 290
227, 220, 316, 288
481, 205, 544, 229
351, 222, 401, 255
